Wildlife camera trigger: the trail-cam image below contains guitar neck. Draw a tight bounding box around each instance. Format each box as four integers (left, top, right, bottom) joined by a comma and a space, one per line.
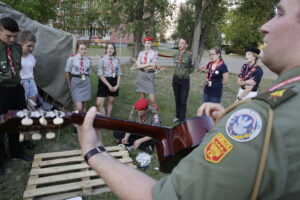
71, 113, 170, 141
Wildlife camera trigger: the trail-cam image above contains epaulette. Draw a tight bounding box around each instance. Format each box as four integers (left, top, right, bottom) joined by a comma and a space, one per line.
100, 56, 104, 59
87, 56, 92, 60
253, 87, 297, 109
70, 54, 75, 57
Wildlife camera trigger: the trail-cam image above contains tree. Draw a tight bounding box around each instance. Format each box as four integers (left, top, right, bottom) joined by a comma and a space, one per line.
1, 0, 57, 24
108, 0, 175, 58
222, 0, 277, 53
173, 0, 227, 64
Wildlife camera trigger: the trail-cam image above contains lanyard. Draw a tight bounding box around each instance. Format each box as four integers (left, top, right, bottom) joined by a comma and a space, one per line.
6, 47, 16, 76
266, 76, 300, 92
79, 57, 84, 74
206, 60, 223, 82
143, 51, 148, 64
239, 64, 258, 81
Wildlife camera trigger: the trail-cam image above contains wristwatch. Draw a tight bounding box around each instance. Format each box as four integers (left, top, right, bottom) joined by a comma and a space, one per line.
84, 145, 106, 163
237, 96, 242, 100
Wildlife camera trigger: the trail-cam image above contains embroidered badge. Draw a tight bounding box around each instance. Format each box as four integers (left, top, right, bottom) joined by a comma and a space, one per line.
226, 109, 262, 142
205, 133, 233, 163
215, 70, 219, 74
269, 89, 286, 99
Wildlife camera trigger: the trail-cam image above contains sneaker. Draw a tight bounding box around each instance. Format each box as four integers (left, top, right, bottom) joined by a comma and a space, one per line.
24, 140, 35, 149
72, 127, 78, 135
172, 117, 179, 123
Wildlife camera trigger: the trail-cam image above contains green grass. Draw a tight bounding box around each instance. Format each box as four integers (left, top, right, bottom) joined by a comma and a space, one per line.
0, 64, 274, 200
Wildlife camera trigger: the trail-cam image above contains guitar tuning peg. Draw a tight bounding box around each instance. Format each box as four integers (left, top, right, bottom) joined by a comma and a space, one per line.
19, 133, 24, 142
46, 131, 56, 140
39, 110, 47, 126
53, 110, 63, 125
21, 109, 33, 126
31, 132, 42, 140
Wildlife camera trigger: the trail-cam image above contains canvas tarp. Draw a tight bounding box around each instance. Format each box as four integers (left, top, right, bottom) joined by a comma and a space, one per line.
0, 2, 76, 107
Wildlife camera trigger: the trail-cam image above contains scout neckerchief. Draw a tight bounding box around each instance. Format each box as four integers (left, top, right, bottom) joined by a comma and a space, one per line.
177, 50, 185, 65
143, 51, 148, 64
206, 60, 223, 86
109, 57, 116, 78
79, 57, 84, 74
140, 110, 148, 123
6, 47, 16, 76
266, 75, 300, 92
239, 64, 258, 81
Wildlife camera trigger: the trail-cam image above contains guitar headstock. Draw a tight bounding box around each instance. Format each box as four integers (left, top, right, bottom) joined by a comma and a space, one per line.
0, 109, 73, 133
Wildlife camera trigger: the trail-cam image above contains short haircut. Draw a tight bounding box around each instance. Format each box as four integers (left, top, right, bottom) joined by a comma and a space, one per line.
179, 37, 189, 44
105, 43, 117, 56
0, 17, 19, 32
19, 30, 36, 43
76, 42, 86, 53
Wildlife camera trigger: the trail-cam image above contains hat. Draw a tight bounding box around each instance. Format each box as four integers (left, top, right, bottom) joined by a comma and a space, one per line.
245, 47, 260, 55
133, 99, 149, 111
143, 37, 153, 43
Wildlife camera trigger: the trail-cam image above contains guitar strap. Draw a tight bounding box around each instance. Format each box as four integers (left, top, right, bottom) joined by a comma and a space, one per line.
215, 88, 297, 199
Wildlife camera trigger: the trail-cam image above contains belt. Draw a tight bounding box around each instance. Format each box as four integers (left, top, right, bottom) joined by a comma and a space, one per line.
0, 82, 19, 87
72, 74, 90, 78
241, 86, 257, 92
140, 69, 155, 73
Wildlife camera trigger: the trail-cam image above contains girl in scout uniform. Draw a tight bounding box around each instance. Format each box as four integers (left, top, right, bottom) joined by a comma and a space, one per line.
65, 43, 92, 112
96, 43, 122, 116
236, 47, 264, 101
203, 47, 229, 103
133, 37, 158, 110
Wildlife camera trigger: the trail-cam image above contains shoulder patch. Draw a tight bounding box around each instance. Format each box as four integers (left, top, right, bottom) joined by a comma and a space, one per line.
254, 88, 297, 108
226, 109, 262, 142
205, 133, 233, 163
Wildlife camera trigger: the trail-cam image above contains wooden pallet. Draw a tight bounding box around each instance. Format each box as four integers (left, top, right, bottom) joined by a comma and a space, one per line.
23, 146, 136, 200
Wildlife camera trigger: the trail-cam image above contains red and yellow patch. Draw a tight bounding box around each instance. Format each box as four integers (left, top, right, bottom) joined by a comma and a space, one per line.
270, 89, 286, 98
205, 133, 233, 163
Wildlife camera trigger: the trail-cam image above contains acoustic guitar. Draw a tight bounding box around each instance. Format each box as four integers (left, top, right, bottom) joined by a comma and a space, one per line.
0, 109, 214, 173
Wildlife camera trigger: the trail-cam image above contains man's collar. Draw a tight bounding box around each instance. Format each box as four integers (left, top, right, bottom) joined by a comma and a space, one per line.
0, 40, 8, 49
274, 67, 300, 85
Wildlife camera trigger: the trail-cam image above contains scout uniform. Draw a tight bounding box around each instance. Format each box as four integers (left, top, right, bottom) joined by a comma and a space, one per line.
237, 63, 264, 100
65, 53, 92, 102
0, 41, 26, 163
203, 60, 228, 103
153, 67, 300, 199
97, 54, 123, 97
172, 50, 194, 122
136, 49, 158, 94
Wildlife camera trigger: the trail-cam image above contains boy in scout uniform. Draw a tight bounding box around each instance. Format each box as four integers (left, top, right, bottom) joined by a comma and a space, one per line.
0, 17, 33, 176
172, 37, 194, 123
75, 0, 300, 199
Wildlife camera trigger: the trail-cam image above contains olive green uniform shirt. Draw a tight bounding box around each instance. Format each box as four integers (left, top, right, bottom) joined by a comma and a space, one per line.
173, 51, 194, 79
152, 67, 300, 199
0, 41, 22, 83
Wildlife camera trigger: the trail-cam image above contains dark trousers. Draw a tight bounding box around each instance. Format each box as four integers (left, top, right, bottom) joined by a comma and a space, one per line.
172, 75, 190, 122
113, 131, 157, 148
0, 84, 26, 164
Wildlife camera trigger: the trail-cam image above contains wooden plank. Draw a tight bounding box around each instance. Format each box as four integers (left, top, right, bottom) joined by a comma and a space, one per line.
28, 170, 98, 185
32, 151, 129, 168
23, 178, 106, 198
38, 187, 111, 200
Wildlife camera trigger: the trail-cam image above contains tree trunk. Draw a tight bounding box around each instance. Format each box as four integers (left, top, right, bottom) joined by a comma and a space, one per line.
197, 26, 209, 65
132, 0, 145, 58
88, 23, 93, 48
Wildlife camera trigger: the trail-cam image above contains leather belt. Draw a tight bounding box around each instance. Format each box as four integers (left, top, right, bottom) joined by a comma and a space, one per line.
140, 69, 155, 73
71, 74, 90, 78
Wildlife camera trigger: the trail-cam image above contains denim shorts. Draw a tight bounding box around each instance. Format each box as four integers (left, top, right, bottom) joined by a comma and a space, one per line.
21, 78, 38, 99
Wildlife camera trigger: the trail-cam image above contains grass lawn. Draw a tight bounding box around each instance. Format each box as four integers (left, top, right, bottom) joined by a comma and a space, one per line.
0, 63, 274, 200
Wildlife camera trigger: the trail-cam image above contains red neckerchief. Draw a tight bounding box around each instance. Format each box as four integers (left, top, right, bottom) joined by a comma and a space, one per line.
143, 51, 148, 64
6, 47, 16, 76
239, 64, 258, 81
206, 60, 223, 82
266, 76, 300, 92
79, 57, 84, 74
140, 110, 148, 123
109, 57, 115, 73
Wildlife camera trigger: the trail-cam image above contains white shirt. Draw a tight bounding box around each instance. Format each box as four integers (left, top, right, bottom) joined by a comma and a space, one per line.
20, 54, 36, 79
